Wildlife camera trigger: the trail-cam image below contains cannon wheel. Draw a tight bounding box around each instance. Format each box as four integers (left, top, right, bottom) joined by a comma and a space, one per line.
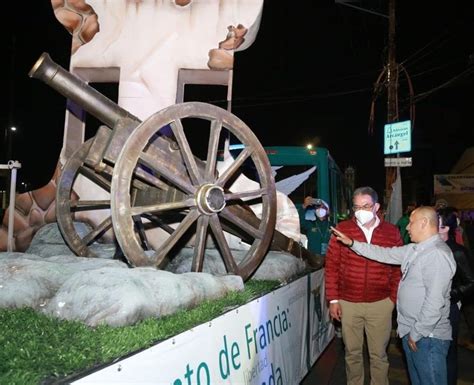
56, 139, 114, 257
111, 102, 277, 280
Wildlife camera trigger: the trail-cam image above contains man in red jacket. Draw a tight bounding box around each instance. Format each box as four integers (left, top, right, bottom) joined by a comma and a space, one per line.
325, 186, 402, 385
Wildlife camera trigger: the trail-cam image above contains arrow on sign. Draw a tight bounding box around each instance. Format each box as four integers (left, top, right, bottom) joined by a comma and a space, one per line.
389, 141, 400, 151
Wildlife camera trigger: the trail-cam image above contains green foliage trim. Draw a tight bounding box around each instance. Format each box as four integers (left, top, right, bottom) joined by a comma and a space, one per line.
0, 280, 279, 385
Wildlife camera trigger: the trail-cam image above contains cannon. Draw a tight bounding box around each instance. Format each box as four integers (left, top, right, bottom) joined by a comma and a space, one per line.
29, 53, 323, 280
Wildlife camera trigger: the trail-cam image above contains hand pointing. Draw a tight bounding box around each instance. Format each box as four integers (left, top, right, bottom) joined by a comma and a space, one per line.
330, 226, 354, 247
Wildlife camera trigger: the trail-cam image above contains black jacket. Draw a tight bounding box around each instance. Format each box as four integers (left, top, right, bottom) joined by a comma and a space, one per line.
447, 239, 474, 304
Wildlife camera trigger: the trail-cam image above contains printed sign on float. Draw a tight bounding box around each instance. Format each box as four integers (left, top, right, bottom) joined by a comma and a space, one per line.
71, 271, 334, 385
384, 120, 411, 155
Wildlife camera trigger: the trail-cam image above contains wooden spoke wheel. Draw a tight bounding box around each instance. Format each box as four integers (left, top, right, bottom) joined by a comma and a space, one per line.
111, 102, 277, 280
56, 139, 113, 257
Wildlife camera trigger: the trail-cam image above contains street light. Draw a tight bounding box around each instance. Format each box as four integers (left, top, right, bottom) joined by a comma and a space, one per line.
6, 126, 16, 160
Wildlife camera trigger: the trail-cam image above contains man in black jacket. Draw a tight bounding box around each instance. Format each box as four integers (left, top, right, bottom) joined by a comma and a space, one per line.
438, 207, 474, 385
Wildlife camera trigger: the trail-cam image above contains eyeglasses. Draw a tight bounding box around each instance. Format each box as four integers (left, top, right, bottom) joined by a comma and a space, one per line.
352, 204, 374, 211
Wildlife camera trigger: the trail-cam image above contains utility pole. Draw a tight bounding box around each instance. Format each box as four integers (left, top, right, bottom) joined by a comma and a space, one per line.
366, 0, 414, 222
385, 0, 398, 206
340, 0, 414, 219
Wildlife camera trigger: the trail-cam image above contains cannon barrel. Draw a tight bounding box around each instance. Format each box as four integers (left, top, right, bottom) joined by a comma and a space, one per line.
29, 52, 320, 274
29, 52, 139, 128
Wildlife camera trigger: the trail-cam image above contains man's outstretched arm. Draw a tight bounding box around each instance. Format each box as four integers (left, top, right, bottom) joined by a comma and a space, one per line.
330, 226, 407, 265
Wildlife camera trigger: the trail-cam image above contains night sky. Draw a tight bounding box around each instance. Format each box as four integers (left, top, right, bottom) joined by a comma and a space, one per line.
2, 1, 474, 206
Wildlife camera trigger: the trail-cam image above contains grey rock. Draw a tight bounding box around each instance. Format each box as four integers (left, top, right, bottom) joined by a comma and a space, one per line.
0, 252, 127, 308
44, 267, 244, 327
1, 222, 305, 327
251, 251, 307, 282
165, 248, 241, 275
26, 222, 118, 259
166, 247, 306, 282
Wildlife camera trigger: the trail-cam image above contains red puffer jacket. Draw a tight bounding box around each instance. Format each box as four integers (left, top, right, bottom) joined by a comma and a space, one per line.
325, 217, 403, 303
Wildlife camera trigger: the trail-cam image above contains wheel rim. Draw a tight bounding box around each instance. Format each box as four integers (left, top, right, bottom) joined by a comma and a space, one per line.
56, 139, 113, 257
111, 102, 277, 280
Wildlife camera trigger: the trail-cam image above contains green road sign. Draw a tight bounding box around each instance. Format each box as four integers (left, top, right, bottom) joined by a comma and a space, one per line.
384, 120, 411, 154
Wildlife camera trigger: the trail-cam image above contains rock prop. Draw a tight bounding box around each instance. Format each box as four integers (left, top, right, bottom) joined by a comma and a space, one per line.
44, 268, 243, 327
166, 247, 306, 282
0, 223, 306, 327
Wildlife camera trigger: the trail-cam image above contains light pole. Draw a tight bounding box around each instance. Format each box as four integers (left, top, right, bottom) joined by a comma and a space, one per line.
0, 160, 21, 251
2, 127, 7, 162
3, 126, 17, 207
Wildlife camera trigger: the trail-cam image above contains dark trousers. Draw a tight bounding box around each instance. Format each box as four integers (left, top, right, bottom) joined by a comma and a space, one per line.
447, 302, 460, 385
462, 301, 474, 340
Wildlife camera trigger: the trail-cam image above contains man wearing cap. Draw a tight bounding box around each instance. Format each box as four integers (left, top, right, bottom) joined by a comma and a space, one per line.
300, 196, 334, 257
325, 186, 403, 385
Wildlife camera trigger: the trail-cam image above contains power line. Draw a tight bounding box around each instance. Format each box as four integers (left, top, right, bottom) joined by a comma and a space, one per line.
400, 19, 474, 70
206, 87, 372, 110
402, 65, 474, 105
400, 30, 452, 67
409, 58, 465, 79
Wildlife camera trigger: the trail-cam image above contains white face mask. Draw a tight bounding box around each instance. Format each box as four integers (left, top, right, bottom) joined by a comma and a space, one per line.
354, 210, 374, 225
316, 208, 327, 218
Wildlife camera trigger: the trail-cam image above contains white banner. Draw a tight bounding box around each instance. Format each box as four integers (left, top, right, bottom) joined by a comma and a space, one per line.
434, 174, 474, 194
73, 271, 333, 385
308, 271, 335, 366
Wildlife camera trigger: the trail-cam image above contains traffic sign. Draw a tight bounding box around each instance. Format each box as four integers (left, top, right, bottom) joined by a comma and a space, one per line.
384, 157, 412, 167
384, 120, 411, 154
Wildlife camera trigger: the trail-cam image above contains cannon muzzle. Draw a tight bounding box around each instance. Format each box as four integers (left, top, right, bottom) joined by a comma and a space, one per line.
29, 52, 139, 128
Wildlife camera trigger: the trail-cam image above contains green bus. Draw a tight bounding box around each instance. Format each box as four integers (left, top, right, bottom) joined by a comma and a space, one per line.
264, 146, 352, 223
230, 145, 353, 224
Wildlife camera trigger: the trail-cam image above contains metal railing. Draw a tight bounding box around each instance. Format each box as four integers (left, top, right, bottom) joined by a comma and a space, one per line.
0, 160, 22, 251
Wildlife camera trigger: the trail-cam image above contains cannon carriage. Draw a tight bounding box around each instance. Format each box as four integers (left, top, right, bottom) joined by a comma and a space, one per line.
29, 53, 322, 280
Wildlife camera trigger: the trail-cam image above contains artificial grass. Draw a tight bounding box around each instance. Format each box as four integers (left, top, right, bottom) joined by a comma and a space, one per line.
0, 279, 280, 385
